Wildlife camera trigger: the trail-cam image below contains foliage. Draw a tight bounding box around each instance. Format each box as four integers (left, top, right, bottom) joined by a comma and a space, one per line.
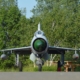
75, 66, 80, 71
0, 54, 15, 69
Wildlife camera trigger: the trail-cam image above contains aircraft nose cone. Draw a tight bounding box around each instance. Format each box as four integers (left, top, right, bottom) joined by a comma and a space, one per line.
33, 39, 47, 52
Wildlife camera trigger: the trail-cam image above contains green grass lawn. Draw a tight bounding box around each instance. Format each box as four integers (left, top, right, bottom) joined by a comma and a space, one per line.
0, 63, 58, 72
1, 63, 80, 72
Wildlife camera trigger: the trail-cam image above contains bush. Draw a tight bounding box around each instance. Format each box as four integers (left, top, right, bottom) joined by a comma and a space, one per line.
0, 54, 15, 69
74, 66, 80, 71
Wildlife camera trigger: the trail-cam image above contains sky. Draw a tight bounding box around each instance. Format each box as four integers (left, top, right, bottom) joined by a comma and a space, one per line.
18, 0, 37, 18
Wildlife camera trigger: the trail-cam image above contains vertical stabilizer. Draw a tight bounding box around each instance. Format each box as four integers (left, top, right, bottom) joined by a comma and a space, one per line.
38, 22, 41, 31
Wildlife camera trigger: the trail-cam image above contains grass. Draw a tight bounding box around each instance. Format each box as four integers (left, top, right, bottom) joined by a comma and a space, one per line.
2, 63, 80, 72
34, 65, 57, 72
0, 67, 19, 72
0, 63, 58, 72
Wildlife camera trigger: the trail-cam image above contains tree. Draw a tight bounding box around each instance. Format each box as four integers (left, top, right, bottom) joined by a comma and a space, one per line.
0, 0, 22, 49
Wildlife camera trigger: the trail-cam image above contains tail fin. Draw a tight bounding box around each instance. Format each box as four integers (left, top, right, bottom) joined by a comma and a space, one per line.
38, 22, 41, 31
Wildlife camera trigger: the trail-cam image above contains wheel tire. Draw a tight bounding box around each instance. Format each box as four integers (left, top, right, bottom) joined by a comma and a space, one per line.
38, 64, 42, 71
18, 61, 23, 72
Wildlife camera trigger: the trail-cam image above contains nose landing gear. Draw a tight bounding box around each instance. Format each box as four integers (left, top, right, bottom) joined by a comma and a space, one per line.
35, 58, 44, 71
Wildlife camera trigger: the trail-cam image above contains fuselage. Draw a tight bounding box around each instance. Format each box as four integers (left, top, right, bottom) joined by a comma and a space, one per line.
31, 30, 49, 55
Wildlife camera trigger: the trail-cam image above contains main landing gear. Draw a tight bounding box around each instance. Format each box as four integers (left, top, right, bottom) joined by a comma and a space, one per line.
14, 54, 23, 72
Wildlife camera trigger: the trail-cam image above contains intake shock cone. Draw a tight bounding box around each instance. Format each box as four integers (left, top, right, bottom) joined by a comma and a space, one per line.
33, 38, 47, 52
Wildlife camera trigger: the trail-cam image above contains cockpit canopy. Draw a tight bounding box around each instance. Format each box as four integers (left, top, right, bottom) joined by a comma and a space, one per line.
34, 30, 45, 36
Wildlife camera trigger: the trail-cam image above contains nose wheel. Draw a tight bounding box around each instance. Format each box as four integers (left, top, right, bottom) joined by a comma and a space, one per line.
35, 58, 44, 71
38, 64, 42, 71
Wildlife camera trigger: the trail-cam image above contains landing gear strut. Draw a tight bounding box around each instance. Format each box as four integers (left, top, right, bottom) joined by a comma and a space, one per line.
15, 54, 23, 72
18, 61, 23, 71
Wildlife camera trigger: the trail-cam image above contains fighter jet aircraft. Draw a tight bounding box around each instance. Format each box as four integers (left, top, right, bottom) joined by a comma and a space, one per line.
0, 23, 79, 71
